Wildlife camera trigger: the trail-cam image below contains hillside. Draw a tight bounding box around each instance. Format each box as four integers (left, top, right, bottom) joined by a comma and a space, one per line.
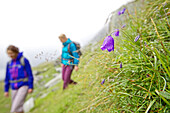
0, 0, 170, 113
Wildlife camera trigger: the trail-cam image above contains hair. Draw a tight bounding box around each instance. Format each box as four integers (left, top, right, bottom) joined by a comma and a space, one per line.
7, 45, 19, 53
59, 34, 66, 39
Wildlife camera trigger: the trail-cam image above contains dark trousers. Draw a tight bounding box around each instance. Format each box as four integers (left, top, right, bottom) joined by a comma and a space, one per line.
62, 65, 76, 89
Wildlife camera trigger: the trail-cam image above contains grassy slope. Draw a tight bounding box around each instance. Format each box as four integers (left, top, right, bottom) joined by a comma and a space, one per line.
31, 0, 170, 112
31, 42, 110, 113
27, 61, 58, 100
0, 82, 11, 113
0, 61, 58, 113
0, 0, 169, 113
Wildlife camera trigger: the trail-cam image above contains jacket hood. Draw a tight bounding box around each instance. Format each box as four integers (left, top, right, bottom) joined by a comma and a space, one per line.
63, 38, 72, 46
16, 52, 23, 60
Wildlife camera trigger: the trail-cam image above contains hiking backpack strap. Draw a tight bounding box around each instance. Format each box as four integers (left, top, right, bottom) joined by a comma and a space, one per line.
68, 42, 73, 56
68, 41, 82, 57
67, 42, 76, 63
8, 56, 25, 67
20, 56, 25, 67
8, 60, 12, 67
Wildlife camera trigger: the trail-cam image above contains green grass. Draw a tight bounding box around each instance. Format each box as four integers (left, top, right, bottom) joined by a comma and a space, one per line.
27, 61, 58, 100
0, 82, 11, 113
0, 0, 170, 112
31, 0, 170, 112
0, 61, 58, 113
32, 61, 55, 72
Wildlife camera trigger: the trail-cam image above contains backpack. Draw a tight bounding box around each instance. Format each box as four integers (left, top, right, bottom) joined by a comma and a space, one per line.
8, 56, 25, 67
68, 42, 82, 57
8, 56, 28, 83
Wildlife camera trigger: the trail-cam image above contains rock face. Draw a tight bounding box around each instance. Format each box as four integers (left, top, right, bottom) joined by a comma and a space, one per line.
51, 87, 59, 92
52, 73, 58, 77
33, 70, 39, 76
33, 68, 49, 76
108, 0, 143, 33
34, 75, 44, 84
89, 0, 142, 45
23, 97, 35, 112
40, 93, 49, 99
55, 67, 62, 73
44, 74, 61, 88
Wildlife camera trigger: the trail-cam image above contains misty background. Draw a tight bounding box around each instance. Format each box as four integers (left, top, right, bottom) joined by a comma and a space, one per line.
0, 0, 132, 81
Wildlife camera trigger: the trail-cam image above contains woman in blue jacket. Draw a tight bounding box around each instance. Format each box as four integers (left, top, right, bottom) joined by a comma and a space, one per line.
4, 45, 34, 113
59, 34, 79, 89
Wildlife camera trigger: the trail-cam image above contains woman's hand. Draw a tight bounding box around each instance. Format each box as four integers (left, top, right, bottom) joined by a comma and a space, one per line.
61, 64, 64, 67
4, 92, 9, 97
28, 89, 33, 94
75, 66, 79, 71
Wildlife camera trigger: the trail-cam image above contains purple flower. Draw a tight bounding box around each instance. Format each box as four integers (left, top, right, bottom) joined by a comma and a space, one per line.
120, 62, 122, 68
134, 35, 140, 42
118, 8, 126, 15
112, 29, 119, 37
121, 8, 126, 14
101, 79, 105, 85
118, 11, 122, 15
121, 25, 126, 28
101, 36, 114, 52
115, 29, 119, 36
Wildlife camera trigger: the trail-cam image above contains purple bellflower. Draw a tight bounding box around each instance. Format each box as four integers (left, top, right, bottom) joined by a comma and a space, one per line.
112, 29, 119, 37
118, 8, 126, 15
101, 36, 114, 52
120, 62, 122, 68
101, 79, 105, 85
121, 8, 126, 14
115, 29, 119, 37
121, 25, 126, 28
134, 35, 140, 42
118, 11, 122, 15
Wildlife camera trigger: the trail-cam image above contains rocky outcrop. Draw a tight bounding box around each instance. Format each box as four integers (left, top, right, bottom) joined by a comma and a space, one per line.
44, 74, 61, 88
23, 97, 35, 112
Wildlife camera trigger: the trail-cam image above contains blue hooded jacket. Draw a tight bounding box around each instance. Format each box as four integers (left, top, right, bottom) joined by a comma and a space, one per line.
4, 52, 34, 92
61, 38, 79, 65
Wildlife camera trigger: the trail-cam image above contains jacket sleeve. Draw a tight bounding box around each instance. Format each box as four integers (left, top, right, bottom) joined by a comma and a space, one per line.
70, 43, 80, 65
4, 64, 10, 92
61, 46, 64, 64
24, 58, 34, 89
61, 52, 63, 64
